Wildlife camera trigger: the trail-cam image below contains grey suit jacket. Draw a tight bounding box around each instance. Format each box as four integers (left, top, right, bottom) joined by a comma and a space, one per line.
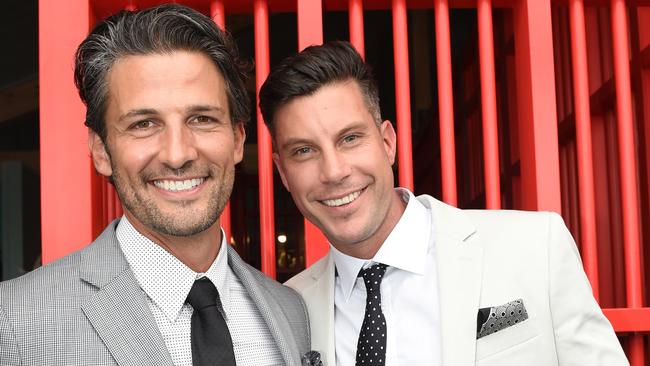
0, 221, 310, 366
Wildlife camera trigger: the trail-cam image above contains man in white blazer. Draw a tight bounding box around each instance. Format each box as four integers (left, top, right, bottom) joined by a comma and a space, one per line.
259, 41, 628, 365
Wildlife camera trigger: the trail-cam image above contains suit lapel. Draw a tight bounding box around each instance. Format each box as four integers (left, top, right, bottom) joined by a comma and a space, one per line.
300, 254, 336, 366
421, 197, 483, 366
79, 222, 173, 366
227, 246, 301, 366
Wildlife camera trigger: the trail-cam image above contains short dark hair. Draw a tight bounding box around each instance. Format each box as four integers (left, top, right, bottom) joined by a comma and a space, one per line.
74, 3, 250, 142
259, 41, 381, 136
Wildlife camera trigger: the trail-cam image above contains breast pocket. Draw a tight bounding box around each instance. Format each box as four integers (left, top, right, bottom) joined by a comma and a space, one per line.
475, 316, 541, 364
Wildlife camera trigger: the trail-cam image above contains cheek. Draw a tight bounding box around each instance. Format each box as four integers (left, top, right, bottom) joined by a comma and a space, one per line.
283, 167, 312, 199
111, 142, 156, 173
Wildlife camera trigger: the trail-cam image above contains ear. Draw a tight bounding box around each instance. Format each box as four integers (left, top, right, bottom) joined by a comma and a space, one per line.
380, 120, 397, 165
88, 131, 113, 177
233, 122, 246, 164
272, 152, 290, 192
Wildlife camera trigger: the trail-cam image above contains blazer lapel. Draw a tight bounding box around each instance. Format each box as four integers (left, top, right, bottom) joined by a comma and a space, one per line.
300, 254, 336, 366
79, 222, 173, 366
421, 197, 484, 366
227, 246, 301, 366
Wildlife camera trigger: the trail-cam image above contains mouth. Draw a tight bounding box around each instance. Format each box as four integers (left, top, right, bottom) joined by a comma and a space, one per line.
320, 188, 364, 207
152, 178, 205, 192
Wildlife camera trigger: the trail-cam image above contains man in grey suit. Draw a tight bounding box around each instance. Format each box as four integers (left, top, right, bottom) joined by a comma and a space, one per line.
0, 4, 309, 366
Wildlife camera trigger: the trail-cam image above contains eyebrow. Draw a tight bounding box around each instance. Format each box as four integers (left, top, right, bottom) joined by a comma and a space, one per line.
278, 137, 313, 153
278, 121, 370, 152
117, 105, 226, 122
336, 122, 368, 138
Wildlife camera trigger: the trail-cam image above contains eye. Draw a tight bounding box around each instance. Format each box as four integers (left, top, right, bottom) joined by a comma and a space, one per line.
293, 146, 313, 156
342, 134, 360, 144
191, 115, 215, 124
129, 120, 156, 130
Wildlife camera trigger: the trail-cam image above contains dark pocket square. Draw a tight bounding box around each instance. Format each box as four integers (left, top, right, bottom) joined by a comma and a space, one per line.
476, 299, 528, 339
302, 350, 323, 366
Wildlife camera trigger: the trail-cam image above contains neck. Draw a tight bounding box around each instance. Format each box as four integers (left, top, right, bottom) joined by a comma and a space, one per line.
124, 212, 222, 273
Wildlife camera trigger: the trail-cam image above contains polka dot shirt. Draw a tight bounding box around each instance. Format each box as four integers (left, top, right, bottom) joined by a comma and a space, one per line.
116, 216, 284, 366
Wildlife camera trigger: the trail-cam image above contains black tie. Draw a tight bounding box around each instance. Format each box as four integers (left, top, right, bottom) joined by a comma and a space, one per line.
185, 277, 236, 366
355, 263, 388, 366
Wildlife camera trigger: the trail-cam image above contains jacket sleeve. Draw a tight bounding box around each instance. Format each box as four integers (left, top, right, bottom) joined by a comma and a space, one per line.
0, 304, 21, 365
547, 212, 629, 365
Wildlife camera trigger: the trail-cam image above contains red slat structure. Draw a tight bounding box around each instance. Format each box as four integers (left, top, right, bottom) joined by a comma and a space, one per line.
610, 0, 645, 363
568, 0, 600, 299
477, 0, 501, 209
391, 0, 414, 191
254, 0, 276, 278
37, 2, 650, 359
348, 0, 365, 58
434, 0, 458, 206
40, 0, 96, 263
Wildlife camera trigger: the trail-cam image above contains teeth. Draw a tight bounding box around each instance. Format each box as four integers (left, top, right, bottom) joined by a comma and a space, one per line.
322, 190, 362, 207
154, 178, 204, 192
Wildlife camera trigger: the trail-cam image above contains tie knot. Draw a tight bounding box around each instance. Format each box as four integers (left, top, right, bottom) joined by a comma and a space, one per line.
359, 263, 388, 292
186, 277, 220, 311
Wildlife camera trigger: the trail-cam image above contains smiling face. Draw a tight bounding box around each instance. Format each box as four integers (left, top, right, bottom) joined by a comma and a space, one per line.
89, 51, 245, 239
272, 80, 405, 258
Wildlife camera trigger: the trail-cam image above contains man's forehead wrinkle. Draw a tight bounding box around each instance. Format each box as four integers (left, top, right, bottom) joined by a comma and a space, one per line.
118, 108, 158, 122
116, 104, 225, 122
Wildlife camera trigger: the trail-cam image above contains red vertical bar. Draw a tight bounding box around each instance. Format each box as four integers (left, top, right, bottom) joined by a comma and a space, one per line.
297, 0, 329, 267
391, 0, 414, 191
348, 0, 365, 58
568, 0, 600, 299
298, 0, 324, 50
477, 0, 501, 209
568, 142, 581, 244
552, 8, 567, 123
513, 0, 562, 213
254, 0, 276, 278
209, 0, 232, 243
560, 8, 574, 121
40, 0, 94, 263
434, 0, 457, 206
610, 0, 645, 362
211, 0, 225, 29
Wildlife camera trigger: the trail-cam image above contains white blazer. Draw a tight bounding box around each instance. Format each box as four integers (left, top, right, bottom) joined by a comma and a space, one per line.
286, 195, 628, 366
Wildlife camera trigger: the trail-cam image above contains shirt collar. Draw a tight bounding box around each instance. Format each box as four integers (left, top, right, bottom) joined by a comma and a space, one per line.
116, 216, 230, 322
331, 188, 432, 301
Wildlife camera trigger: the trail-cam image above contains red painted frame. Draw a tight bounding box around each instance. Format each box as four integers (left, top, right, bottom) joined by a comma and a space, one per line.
39, 1, 649, 362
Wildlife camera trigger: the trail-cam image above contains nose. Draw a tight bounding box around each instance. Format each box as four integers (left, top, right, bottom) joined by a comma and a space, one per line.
319, 148, 351, 184
158, 123, 198, 170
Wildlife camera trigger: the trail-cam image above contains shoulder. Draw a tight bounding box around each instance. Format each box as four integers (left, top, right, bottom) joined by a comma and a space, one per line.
417, 193, 563, 241
284, 254, 331, 294
0, 247, 85, 305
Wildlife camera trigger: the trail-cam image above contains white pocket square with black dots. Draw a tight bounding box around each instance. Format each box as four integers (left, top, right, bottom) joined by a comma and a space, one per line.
476, 299, 528, 339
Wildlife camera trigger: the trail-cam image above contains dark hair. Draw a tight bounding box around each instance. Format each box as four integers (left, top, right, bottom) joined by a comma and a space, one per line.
74, 3, 250, 142
259, 41, 381, 135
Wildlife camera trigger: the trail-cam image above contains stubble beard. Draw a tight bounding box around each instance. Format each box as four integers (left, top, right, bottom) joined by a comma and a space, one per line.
111, 162, 234, 237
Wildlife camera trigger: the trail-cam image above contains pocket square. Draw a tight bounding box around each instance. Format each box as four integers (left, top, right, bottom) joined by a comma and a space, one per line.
477, 299, 528, 339
302, 350, 323, 366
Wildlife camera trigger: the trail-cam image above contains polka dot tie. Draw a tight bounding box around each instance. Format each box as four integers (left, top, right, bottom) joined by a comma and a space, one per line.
355, 263, 388, 366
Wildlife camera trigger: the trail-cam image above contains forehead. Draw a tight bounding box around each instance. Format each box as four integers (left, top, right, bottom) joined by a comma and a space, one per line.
105, 51, 228, 114
273, 81, 375, 140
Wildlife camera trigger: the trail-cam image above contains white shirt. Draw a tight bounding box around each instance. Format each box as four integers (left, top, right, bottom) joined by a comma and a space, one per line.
332, 188, 442, 366
116, 217, 284, 366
